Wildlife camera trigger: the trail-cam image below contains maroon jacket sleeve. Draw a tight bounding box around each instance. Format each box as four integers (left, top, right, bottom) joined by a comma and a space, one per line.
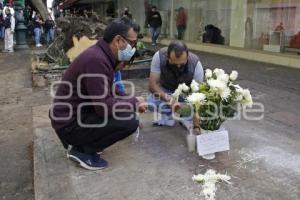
82, 57, 138, 117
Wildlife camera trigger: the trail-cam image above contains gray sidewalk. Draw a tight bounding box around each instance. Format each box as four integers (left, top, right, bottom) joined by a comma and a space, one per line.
33, 67, 300, 199
0, 49, 51, 200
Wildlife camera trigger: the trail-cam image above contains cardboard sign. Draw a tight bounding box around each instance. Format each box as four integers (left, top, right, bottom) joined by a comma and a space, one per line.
197, 130, 230, 156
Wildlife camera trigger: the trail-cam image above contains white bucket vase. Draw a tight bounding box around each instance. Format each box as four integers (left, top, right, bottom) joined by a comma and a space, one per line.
197, 126, 228, 160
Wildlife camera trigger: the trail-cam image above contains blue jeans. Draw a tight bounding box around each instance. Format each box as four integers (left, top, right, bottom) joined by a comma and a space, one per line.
147, 85, 191, 120
149, 26, 161, 45
34, 28, 42, 45
0, 26, 4, 39
46, 28, 54, 45
147, 87, 173, 116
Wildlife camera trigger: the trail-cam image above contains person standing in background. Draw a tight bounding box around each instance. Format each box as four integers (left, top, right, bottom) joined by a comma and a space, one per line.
44, 14, 55, 46
33, 14, 43, 47
24, 5, 33, 25
176, 7, 187, 40
122, 7, 132, 19
106, 2, 115, 18
3, 3, 14, 18
147, 6, 162, 46
2, 7, 15, 53
144, 0, 151, 28
0, 7, 4, 40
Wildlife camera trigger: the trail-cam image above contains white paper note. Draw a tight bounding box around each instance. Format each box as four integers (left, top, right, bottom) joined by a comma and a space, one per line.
197, 130, 230, 156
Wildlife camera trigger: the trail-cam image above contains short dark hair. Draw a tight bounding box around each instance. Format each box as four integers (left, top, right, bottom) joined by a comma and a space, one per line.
167, 41, 188, 58
152, 6, 157, 9
103, 17, 140, 43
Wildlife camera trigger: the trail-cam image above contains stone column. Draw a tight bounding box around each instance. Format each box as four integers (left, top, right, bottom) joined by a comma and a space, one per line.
229, 0, 247, 48
169, 0, 174, 39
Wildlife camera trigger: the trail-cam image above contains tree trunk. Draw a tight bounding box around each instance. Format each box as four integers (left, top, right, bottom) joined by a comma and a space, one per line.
29, 0, 49, 20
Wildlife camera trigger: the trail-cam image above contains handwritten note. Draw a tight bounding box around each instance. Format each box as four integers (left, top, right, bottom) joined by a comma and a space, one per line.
197, 130, 230, 156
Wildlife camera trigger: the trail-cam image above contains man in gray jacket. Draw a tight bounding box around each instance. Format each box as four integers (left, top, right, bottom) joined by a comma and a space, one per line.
148, 41, 204, 128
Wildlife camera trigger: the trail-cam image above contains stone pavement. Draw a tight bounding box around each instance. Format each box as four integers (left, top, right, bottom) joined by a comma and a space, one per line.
33, 76, 300, 199
1, 45, 300, 200
0, 48, 51, 200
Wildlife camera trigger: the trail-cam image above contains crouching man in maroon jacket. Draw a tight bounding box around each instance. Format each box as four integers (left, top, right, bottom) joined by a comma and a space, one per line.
49, 18, 147, 170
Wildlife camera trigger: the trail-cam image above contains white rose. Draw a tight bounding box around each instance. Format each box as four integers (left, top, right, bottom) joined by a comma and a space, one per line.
218, 74, 229, 83
181, 83, 190, 92
203, 186, 216, 200
234, 84, 242, 90
242, 89, 251, 101
242, 89, 253, 107
214, 68, 225, 77
190, 80, 199, 92
205, 69, 212, 79
230, 70, 238, 81
207, 79, 217, 89
172, 88, 181, 99
208, 79, 226, 91
187, 92, 206, 104
243, 98, 253, 108
234, 86, 243, 101
220, 87, 231, 100
235, 93, 243, 101
175, 84, 184, 94
192, 174, 204, 182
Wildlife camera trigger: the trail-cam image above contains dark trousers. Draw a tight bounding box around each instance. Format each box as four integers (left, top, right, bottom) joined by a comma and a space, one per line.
56, 111, 139, 154
150, 26, 161, 44
177, 26, 186, 40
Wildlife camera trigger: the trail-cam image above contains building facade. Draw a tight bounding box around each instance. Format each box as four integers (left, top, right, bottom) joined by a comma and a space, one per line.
116, 0, 300, 54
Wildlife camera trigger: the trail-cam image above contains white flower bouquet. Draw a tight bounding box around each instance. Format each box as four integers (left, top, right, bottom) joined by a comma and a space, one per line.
173, 68, 253, 131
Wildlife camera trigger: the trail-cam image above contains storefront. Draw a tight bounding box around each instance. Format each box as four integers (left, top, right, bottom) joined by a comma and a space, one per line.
117, 0, 300, 54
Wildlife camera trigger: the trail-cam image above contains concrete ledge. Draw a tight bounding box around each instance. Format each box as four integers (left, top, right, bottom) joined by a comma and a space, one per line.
122, 65, 150, 79
142, 37, 300, 69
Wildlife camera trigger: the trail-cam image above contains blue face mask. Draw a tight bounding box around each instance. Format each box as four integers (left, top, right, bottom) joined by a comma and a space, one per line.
118, 44, 136, 61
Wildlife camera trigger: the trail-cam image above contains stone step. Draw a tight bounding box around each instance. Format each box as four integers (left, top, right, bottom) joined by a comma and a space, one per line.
32, 64, 150, 88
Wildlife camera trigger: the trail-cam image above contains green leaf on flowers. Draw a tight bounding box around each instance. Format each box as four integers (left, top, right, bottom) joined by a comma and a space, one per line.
176, 105, 192, 116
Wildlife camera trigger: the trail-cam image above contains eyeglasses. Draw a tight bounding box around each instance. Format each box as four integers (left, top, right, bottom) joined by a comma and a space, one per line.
120, 35, 137, 47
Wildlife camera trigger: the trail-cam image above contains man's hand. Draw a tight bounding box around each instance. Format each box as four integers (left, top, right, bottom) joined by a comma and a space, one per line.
11, 30, 14, 34
136, 96, 147, 113
168, 96, 181, 112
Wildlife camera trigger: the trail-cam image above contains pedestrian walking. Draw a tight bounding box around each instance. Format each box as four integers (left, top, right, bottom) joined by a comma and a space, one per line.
147, 6, 162, 46
176, 7, 187, 40
44, 14, 55, 46
33, 14, 43, 47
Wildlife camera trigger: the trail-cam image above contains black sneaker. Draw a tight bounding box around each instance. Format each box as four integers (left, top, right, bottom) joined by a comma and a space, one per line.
67, 147, 108, 170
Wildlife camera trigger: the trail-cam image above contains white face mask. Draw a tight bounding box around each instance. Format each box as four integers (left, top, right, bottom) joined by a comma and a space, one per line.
118, 44, 136, 61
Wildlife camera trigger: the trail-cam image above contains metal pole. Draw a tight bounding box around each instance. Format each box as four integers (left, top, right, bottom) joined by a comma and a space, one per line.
170, 0, 174, 39
14, 0, 29, 49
